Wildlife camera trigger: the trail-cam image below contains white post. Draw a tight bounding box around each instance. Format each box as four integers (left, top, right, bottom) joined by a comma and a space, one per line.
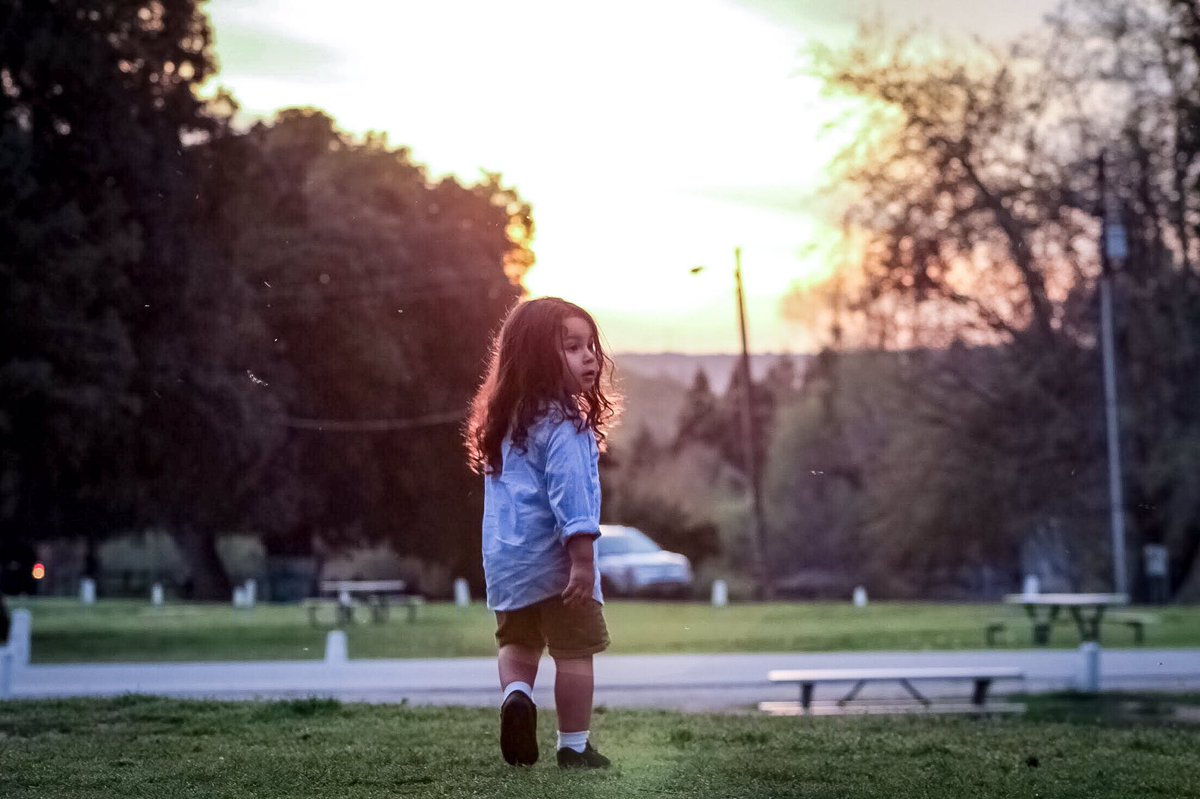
2, 613, 23, 697
232, 586, 246, 608
1023, 574, 1040, 596
244, 578, 257, 608
8, 610, 31, 668
711, 579, 729, 607
1077, 642, 1101, 693
325, 629, 348, 664
852, 586, 868, 608
80, 577, 96, 605
151, 583, 164, 607
453, 578, 470, 608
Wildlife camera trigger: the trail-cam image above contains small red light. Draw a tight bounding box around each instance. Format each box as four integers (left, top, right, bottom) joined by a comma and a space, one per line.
32, 562, 46, 580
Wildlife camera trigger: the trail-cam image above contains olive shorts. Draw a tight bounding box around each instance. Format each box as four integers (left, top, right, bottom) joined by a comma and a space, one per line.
494, 595, 610, 659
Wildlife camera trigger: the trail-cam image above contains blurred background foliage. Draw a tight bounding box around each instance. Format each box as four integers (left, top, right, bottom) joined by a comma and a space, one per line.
608, 0, 1200, 601
1, 1, 527, 605
2, 0, 1199, 609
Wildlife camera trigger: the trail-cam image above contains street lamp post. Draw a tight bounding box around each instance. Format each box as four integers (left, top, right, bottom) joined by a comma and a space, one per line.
1098, 152, 1129, 597
695, 248, 771, 600
733, 248, 772, 601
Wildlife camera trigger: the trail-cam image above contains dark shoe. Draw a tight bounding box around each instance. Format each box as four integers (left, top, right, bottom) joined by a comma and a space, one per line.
556, 742, 611, 769
499, 691, 538, 766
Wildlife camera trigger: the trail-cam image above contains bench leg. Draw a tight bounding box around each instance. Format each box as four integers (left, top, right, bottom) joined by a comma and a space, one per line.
1033, 623, 1051, 646
971, 678, 993, 706
838, 680, 868, 707
370, 596, 388, 624
337, 602, 354, 626
898, 679, 931, 706
800, 683, 814, 710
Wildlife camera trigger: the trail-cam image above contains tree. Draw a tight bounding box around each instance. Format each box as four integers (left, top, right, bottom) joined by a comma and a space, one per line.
1065, 0, 1200, 599
673, 370, 722, 451
216, 109, 530, 590
0, 5, 532, 599
602, 424, 722, 570
764, 376, 861, 582
794, 0, 1200, 597
0, 0, 238, 596
1010, 0, 1200, 597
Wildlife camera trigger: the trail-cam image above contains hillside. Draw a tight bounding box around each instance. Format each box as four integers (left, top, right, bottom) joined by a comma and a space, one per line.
615, 352, 806, 394
607, 364, 688, 447
608, 352, 808, 448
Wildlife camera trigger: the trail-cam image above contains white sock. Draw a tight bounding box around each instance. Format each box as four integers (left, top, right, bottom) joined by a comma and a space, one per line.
502, 681, 533, 703
557, 730, 589, 753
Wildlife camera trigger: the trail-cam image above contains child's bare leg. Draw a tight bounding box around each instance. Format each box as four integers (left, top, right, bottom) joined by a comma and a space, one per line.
498, 643, 541, 688
552, 655, 594, 731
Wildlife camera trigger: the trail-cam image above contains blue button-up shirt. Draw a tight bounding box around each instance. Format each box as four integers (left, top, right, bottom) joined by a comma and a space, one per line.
482, 409, 604, 611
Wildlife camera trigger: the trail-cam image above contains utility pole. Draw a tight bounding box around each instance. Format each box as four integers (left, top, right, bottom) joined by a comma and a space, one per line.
1098, 152, 1130, 596
733, 247, 771, 600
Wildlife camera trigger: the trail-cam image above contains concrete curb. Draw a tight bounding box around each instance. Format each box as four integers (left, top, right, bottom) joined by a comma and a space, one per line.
8, 649, 1200, 710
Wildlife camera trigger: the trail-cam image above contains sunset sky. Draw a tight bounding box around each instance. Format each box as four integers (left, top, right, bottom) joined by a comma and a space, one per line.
204, 0, 1059, 353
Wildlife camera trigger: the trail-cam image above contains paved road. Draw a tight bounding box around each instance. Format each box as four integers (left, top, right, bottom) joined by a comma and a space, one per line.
10, 649, 1200, 710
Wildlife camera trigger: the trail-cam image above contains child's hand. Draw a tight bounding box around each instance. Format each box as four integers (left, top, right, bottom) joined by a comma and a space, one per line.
561, 563, 594, 608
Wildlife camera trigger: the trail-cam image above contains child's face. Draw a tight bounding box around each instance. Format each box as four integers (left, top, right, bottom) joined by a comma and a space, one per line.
560, 316, 599, 394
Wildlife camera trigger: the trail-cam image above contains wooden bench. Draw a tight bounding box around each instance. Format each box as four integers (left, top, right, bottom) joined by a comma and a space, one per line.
1104, 612, 1156, 644
761, 667, 1025, 716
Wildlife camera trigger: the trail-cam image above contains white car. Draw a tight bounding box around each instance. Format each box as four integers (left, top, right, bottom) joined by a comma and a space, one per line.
596, 524, 693, 598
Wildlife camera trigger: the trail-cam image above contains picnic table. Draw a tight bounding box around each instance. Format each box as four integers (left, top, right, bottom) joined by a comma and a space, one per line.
305, 580, 422, 626
1002, 592, 1129, 645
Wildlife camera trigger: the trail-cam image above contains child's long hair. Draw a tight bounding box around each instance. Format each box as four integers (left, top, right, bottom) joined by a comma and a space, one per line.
466, 297, 619, 476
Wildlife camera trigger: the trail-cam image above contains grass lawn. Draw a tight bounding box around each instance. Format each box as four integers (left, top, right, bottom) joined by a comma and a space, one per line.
2, 694, 1199, 798
10, 597, 1200, 663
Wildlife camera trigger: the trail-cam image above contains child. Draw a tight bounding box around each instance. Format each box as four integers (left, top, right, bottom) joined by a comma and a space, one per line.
465, 297, 619, 769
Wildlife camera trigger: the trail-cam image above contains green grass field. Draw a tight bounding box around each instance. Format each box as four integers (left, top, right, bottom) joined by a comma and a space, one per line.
2, 695, 1199, 798
10, 598, 1200, 663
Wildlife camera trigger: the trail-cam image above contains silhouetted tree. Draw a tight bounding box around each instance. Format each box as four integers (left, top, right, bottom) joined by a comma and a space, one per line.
673, 370, 721, 450
0, 0, 270, 599
794, 0, 1200, 596
0, 4, 530, 599
217, 109, 530, 590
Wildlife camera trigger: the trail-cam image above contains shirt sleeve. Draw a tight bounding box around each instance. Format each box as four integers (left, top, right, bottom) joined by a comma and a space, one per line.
543, 418, 600, 543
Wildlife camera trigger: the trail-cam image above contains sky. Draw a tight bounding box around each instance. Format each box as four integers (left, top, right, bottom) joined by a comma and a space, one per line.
204, 0, 1060, 353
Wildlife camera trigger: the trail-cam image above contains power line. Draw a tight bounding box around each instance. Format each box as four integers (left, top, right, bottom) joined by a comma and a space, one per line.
255, 272, 505, 301
276, 409, 465, 432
